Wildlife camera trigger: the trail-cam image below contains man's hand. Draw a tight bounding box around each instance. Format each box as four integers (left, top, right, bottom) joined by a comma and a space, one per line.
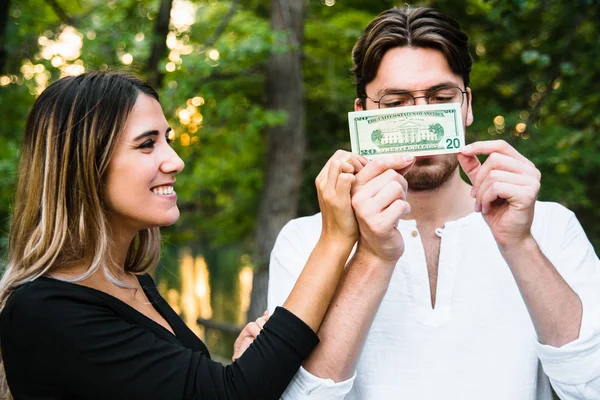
232, 311, 269, 361
458, 140, 541, 248
351, 154, 415, 262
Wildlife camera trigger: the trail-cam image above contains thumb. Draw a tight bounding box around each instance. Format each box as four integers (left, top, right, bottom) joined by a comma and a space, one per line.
396, 155, 416, 176
457, 153, 480, 185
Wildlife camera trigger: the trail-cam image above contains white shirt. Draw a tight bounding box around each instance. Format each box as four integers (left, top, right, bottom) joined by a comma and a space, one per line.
268, 202, 600, 399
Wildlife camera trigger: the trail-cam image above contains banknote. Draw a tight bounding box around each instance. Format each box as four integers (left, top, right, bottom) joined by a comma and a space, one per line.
348, 103, 465, 159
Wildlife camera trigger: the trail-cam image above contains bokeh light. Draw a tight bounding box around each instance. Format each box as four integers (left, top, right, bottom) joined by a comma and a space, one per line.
121, 53, 133, 65
208, 49, 220, 61
171, 0, 196, 32
191, 96, 205, 106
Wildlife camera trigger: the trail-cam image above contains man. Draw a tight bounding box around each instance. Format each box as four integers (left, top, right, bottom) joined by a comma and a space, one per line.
267, 6, 600, 400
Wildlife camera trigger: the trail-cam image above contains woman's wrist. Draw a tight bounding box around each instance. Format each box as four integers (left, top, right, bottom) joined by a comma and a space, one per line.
315, 232, 356, 257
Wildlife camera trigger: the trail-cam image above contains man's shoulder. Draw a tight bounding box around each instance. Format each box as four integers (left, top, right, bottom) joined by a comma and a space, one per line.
271, 213, 323, 259
534, 200, 573, 215
532, 201, 583, 247
285, 212, 322, 229
278, 213, 322, 240
533, 200, 575, 226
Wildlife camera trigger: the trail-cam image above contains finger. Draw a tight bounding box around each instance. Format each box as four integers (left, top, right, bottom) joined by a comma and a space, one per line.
472, 153, 534, 195
326, 159, 343, 192
340, 161, 355, 174
233, 331, 247, 350
479, 182, 533, 214
255, 316, 268, 329
354, 180, 407, 222
239, 337, 254, 353
356, 154, 369, 167
336, 172, 356, 195
355, 154, 415, 186
331, 150, 367, 173
245, 322, 262, 338
475, 170, 538, 212
233, 337, 255, 361
457, 153, 481, 189
461, 140, 533, 166
370, 180, 407, 212
346, 155, 367, 173
378, 199, 411, 225
315, 159, 331, 190
352, 169, 407, 199
395, 157, 416, 176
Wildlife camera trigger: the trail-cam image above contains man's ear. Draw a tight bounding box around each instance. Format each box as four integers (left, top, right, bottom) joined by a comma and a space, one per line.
465, 88, 474, 127
354, 98, 364, 112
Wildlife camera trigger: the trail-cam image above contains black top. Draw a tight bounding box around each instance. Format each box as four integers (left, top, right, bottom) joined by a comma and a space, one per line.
0, 274, 319, 399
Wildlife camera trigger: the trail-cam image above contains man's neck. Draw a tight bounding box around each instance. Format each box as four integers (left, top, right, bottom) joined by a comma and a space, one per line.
403, 169, 475, 228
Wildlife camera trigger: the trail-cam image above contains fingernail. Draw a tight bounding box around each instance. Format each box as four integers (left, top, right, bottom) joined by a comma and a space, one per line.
263, 310, 269, 316
470, 186, 476, 197
405, 204, 412, 215
403, 155, 415, 162
462, 145, 472, 152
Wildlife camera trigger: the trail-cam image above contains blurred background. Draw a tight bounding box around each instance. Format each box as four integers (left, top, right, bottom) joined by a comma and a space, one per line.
0, 0, 598, 362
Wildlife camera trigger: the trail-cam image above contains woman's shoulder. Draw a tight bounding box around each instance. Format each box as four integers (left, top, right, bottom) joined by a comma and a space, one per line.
1, 276, 125, 330
5, 277, 74, 311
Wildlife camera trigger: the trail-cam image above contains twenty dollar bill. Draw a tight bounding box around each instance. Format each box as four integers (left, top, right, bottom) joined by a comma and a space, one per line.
348, 103, 465, 159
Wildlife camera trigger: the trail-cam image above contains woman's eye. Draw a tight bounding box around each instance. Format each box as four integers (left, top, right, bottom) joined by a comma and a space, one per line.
139, 139, 155, 149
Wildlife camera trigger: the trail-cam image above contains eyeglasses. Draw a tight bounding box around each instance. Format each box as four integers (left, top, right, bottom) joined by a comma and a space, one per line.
364, 86, 467, 109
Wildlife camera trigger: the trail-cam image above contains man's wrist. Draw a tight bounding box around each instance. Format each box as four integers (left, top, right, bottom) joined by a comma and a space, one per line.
352, 244, 398, 271
498, 233, 540, 270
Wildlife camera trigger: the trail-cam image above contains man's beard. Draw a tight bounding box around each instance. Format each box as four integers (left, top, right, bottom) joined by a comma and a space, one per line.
405, 155, 459, 191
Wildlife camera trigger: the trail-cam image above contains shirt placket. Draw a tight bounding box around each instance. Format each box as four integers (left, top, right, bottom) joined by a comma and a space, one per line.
400, 221, 461, 327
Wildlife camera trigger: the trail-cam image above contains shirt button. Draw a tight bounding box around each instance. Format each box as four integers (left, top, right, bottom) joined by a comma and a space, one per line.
411, 230, 418, 237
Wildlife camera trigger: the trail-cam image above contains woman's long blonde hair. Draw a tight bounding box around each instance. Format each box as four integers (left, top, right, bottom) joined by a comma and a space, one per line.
0, 72, 164, 398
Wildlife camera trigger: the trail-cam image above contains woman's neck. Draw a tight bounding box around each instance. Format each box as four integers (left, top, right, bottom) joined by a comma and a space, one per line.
50, 228, 136, 283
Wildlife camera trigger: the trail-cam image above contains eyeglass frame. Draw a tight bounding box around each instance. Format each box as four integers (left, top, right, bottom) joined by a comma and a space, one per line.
362, 85, 468, 109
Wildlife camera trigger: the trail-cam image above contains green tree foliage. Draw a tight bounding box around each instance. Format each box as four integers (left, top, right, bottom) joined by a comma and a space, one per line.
0, 0, 598, 266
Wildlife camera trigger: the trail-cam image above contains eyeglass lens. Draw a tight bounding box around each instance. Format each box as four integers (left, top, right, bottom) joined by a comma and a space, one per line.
378, 87, 464, 109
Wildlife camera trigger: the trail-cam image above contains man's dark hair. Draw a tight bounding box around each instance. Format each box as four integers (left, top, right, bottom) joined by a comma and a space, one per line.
352, 6, 473, 104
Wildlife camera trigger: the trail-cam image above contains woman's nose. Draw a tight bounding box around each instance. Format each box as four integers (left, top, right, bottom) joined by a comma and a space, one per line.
161, 146, 185, 174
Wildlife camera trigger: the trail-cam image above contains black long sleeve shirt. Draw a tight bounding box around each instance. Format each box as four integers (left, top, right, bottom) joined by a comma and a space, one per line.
0, 274, 319, 399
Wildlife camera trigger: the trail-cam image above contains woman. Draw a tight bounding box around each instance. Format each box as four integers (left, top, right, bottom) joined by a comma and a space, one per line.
0, 72, 365, 399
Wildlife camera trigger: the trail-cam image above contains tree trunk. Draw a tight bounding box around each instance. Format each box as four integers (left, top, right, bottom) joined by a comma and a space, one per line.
146, 0, 173, 89
248, 0, 306, 321
0, 0, 11, 73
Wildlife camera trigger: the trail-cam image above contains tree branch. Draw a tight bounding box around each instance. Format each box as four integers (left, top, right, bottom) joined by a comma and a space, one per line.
196, 317, 242, 335
0, 0, 11, 73
44, 0, 73, 25
276, 0, 299, 47
146, 0, 174, 89
201, 0, 240, 49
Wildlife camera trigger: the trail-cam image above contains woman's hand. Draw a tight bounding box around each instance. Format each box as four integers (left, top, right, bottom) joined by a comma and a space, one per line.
232, 311, 269, 361
315, 150, 367, 246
